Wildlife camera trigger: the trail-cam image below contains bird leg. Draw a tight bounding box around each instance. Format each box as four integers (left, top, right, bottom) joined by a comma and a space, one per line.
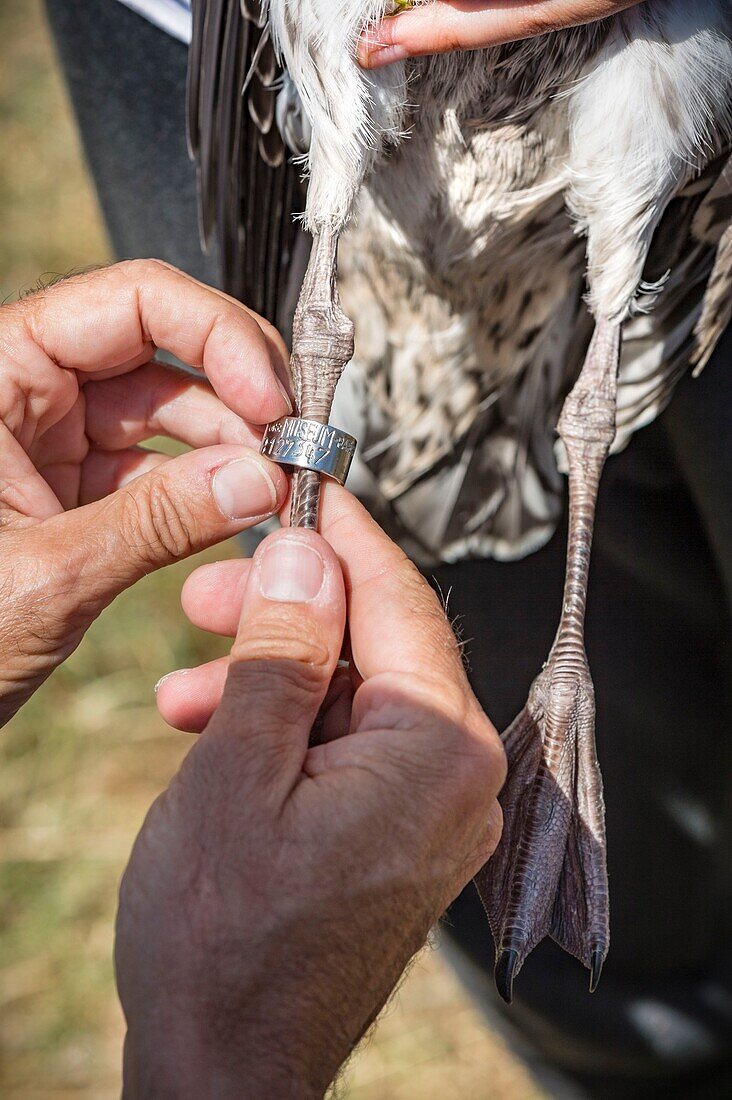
475, 319, 621, 1003
288, 228, 355, 529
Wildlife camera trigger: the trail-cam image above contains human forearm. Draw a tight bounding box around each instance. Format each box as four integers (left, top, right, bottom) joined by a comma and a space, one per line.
120, 905, 431, 1098
119, 799, 451, 1097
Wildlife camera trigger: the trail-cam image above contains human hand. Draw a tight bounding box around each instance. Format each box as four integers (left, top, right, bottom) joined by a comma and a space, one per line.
0, 260, 291, 725
358, 1, 642, 69
116, 489, 505, 1098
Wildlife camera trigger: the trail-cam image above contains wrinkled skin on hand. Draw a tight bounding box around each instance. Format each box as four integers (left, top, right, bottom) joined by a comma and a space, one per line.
0, 260, 291, 725
116, 489, 506, 1099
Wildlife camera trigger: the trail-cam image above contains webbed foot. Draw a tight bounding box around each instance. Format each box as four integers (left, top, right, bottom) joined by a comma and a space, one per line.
475, 655, 609, 1002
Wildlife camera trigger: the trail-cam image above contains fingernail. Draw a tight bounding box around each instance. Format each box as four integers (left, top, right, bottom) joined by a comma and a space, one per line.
358, 26, 408, 69
213, 457, 277, 520
154, 669, 190, 693
275, 374, 294, 414
365, 43, 408, 67
259, 538, 324, 603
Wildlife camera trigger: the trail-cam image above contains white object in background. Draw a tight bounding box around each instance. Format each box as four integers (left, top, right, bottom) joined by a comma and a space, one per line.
113, 0, 192, 44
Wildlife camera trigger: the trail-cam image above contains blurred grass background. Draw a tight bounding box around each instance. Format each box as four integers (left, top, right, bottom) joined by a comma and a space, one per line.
0, 3, 543, 1096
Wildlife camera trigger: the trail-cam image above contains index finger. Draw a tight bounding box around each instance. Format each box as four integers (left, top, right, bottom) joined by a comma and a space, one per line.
316, 484, 469, 690
180, 488, 469, 685
358, 1, 639, 68
8, 260, 292, 426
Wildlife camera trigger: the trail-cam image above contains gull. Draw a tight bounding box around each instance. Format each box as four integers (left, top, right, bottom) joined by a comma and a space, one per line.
187, 0, 732, 1002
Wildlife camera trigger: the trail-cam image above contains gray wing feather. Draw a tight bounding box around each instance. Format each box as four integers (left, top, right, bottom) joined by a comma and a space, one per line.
187, 0, 304, 325
614, 151, 732, 451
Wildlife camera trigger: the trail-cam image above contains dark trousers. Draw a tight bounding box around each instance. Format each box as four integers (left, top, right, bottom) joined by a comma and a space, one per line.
46, 2, 732, 1095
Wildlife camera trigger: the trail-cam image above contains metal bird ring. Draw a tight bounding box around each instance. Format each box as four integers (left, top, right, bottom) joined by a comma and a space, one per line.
261, 416, 357, 486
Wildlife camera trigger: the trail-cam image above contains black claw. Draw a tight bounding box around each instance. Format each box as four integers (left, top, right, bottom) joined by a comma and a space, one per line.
589, 947, 604, 993
495, 948, 519, 1004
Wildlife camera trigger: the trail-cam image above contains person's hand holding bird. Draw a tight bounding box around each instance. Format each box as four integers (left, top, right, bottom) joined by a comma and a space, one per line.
0, 261, 291, 726
359, 1, 642, 67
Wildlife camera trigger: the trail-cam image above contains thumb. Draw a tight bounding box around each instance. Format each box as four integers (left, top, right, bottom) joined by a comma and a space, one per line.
49, 445, 289, 615
205, 527, 346, 799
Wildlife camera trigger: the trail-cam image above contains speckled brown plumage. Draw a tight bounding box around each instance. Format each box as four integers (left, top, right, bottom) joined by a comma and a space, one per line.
335, 41, 731, 562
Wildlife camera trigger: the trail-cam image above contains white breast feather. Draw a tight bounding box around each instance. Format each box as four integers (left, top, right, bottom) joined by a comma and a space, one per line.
267, 0, 731, 563
266, 0, 409, 230
566, 0, 732, 321
270, 0, 730, 318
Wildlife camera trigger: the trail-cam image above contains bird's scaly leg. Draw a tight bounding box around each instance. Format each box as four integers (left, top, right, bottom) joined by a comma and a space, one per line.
475, 319, 621, 1003
289, 228, 354, 529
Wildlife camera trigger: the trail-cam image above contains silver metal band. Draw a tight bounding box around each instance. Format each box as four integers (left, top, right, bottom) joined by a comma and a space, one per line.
260, 417, 357, 486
